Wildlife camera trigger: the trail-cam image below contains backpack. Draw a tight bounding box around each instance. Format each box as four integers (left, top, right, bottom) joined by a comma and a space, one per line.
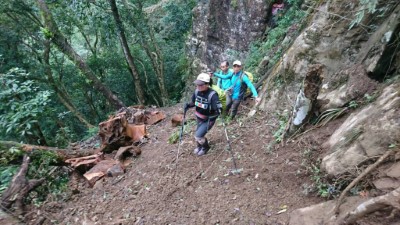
240, 71, 254, 95
211, 85, 226, 111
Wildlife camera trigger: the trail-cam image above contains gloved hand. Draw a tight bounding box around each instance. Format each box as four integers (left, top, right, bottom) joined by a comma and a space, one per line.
217, 107, 223, 115
184, 103, 190, 113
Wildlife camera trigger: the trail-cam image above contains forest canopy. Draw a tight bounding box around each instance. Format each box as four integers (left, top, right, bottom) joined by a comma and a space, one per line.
0, 0, 196, 147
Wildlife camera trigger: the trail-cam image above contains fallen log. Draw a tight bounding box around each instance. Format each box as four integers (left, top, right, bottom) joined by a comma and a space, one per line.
0, 140, 100, 160
0, 155, 45, 216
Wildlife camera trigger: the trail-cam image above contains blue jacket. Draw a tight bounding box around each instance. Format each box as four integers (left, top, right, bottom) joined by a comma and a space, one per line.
213, 69, 233, 91
214, 71, 258, 100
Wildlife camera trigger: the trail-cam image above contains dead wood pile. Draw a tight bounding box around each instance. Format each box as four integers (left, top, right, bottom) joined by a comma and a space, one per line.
67, 106, 165, 185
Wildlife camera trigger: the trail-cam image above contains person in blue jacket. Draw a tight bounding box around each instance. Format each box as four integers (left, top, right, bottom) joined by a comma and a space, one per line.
214, 61, 233, 91
210, 61, 233, 115
212, 60, 261, 119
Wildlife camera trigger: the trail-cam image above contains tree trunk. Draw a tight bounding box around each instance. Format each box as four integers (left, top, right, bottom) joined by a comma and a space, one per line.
43, 40, 95, 129
36, 0, 125, 110
0, 141, 99, 160
0, 155, 45, 216
108, 0, 145, 105
122, 0, 168, 106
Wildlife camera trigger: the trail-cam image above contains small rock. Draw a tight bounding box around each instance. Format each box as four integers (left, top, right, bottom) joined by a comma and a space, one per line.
107, 164, 125, 177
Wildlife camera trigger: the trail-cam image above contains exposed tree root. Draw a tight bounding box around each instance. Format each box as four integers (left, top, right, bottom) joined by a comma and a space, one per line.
334, 149, 397, 215
339, 186, 400, 224
0, 155, 45, 216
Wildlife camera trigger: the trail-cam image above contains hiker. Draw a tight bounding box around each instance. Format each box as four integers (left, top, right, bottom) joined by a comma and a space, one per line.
210, 61, 233, 114
214, 61, 233, 91
213, 60, 261, 119
184, 73, 222, 156
270, 0, 285, 28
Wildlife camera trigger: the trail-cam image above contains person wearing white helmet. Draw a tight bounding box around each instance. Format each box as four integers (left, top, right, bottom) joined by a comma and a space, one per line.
213, 60, 261, 119
184, 73, 223, 156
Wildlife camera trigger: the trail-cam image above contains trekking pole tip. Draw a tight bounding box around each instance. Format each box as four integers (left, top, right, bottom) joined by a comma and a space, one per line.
230, 168, 243, 175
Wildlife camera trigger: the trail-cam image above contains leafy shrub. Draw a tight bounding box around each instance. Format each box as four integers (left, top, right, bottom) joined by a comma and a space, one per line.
273, 110, 289, 143
245, 0, 307, 74
0, 68, 52, 143
27, 150, 69, 204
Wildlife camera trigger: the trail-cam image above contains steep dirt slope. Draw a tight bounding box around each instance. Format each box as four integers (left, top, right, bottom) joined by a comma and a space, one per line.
36, 102, 330, 224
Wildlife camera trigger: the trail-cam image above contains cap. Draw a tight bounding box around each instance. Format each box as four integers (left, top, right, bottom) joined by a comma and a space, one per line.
233, 60, 242, 66
193, 73, 210, 85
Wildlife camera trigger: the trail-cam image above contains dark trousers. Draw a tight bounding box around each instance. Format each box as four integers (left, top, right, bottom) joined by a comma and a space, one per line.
195, 117, 216, 138
226, 97, 242, 119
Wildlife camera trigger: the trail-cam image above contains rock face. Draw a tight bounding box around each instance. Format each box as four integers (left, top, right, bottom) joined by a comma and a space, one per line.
317, 64, 378, 111
188, 0, 269, 69
321, 83, 400, 176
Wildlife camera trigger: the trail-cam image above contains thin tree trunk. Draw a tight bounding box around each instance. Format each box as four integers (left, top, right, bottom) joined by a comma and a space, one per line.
108, 0, 145, 105
43, 41, 94, 128
0, 155, 45, 216
36, 0, 125, 110
122, 0, 168, 105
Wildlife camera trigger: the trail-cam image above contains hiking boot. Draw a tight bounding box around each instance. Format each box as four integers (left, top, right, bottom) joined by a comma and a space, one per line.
197, 148, 207, 156
197, 139, 210, 156
193, 142, 202, 154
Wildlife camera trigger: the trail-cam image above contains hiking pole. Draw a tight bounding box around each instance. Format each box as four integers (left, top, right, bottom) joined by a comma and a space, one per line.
176, 105, 187, 164
219, 112, 241, 175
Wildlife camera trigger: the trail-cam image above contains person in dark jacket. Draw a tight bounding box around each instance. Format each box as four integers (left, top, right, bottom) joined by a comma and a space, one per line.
185, 73, 222, 156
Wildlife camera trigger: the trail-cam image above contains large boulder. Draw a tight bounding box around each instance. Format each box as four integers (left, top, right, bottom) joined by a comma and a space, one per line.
321, 83, 400, 176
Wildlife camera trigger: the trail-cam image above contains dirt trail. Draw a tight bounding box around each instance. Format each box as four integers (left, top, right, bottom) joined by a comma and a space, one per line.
40, 103, 334, 224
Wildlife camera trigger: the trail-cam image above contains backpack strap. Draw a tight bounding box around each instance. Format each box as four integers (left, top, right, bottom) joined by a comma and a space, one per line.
195, 89, 216, 112
227, 71, 243, 91
240, 72, 249, 82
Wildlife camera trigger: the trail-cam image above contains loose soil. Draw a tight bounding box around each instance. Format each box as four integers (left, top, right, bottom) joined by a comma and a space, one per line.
24, 100, 397, 224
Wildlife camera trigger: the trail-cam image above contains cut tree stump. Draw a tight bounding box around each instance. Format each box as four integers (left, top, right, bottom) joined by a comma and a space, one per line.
0, 155, 45, 216
171, 114, 184, 127
98, 115, 147, 152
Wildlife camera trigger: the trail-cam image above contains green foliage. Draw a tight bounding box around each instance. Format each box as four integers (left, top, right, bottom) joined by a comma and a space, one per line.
0, 165, 19, 193
0, 68, 52, 142
273, 110, 289, 143
162, 1, 196, 40
315, 107, 347, 127
0, 143, 24, 195
363, 93, 377, 103
168, 130, 180, 144
55, 126, 77, 148
348, 100, 359, 109
349, 0, 378, 29
82, 126, 99, 141
168, 120, 196, 144
301, 150, 334, 198
231, 0, 238, 9
0, 146, 24, 165
245, 0, 307, 74
40, 27, 54, 39
0, 145, 68, 204
27, 150, 68, 205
